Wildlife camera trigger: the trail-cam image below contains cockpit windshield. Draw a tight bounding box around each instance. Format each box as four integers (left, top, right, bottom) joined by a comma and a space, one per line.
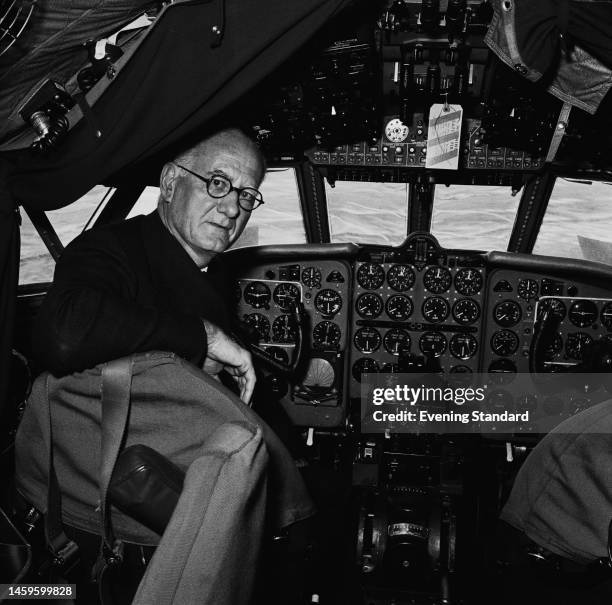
534, 179, 612, 261
431, 185, 520, 251
327, 181, 409, 245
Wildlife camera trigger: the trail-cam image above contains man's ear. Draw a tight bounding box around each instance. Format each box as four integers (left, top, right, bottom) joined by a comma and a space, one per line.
160, 163, 178, 202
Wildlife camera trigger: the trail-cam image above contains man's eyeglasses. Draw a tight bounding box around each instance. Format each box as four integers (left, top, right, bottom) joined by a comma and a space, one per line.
175, 164, 264, 211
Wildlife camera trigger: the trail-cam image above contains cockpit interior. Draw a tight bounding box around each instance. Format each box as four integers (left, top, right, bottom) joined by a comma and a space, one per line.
3, 0, 612, 603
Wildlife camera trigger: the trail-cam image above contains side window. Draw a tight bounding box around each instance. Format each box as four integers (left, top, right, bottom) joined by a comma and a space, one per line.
20, 170, 305, 285
20, 211, 56, 285
533, 180, 612, 260
46, 186, 114, 246
127, 187, 159, 218
19, 186, 113, 285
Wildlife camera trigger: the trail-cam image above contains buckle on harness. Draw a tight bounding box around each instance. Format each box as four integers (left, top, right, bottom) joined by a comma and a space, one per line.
104, 540, 124, 567
52, 539, 80, 570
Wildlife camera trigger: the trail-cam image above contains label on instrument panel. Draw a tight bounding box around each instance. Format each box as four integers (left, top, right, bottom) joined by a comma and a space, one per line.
388, 523, 429, 540
425, 104, 463, 170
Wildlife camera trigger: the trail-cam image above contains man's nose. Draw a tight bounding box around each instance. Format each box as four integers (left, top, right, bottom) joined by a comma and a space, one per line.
216, 191, 240, 218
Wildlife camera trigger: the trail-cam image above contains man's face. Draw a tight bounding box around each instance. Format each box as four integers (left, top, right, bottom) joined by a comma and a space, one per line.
161, 138, 263, 266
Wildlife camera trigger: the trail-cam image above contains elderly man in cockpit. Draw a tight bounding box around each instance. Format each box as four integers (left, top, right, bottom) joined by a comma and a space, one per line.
14, 127, 313, 604
36, 127, 262, 387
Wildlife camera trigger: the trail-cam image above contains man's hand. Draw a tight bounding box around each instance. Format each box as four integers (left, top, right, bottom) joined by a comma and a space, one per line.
202, 319, 256, 405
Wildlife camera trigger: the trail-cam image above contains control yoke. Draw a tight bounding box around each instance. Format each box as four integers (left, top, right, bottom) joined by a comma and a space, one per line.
238, 301, 306, 377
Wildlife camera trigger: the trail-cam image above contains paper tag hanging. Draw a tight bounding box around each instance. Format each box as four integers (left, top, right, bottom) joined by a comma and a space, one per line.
425, 104, 463, 170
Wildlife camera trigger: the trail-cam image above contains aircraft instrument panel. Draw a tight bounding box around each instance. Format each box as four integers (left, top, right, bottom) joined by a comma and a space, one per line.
232, 234, 612, 437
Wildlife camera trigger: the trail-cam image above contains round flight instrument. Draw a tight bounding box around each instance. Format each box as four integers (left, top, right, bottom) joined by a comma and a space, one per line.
244, 313, 270, 342
354, 327, 382, 353
357, 263, 385, 290
272, 314, 297, 343
422, 297, 450, 323
517, 278, 539, 300
452, 298, 480, 325
568, 300, 598, 328
601, 301, 612, 330
356, 293, 383, 318
449, 333, 478, 360
243, 281, 271, 309
313, 321, 341, 348
537, 298, 566, 322
352, 358, 380, 382
454, 268, 483, 296
302, 267, 321, 289
383, 328, 411, 355
565, 332, 593, 360
387, 264, 416, 292
419, 332, 447, 357
386, 295, 413, 321
493, 300, 522, 327
423, 266, 452, 294
385, 118, 410, 142
490, 330, 519, 356
273, 283, 301, 311
314, 289, 342, 316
